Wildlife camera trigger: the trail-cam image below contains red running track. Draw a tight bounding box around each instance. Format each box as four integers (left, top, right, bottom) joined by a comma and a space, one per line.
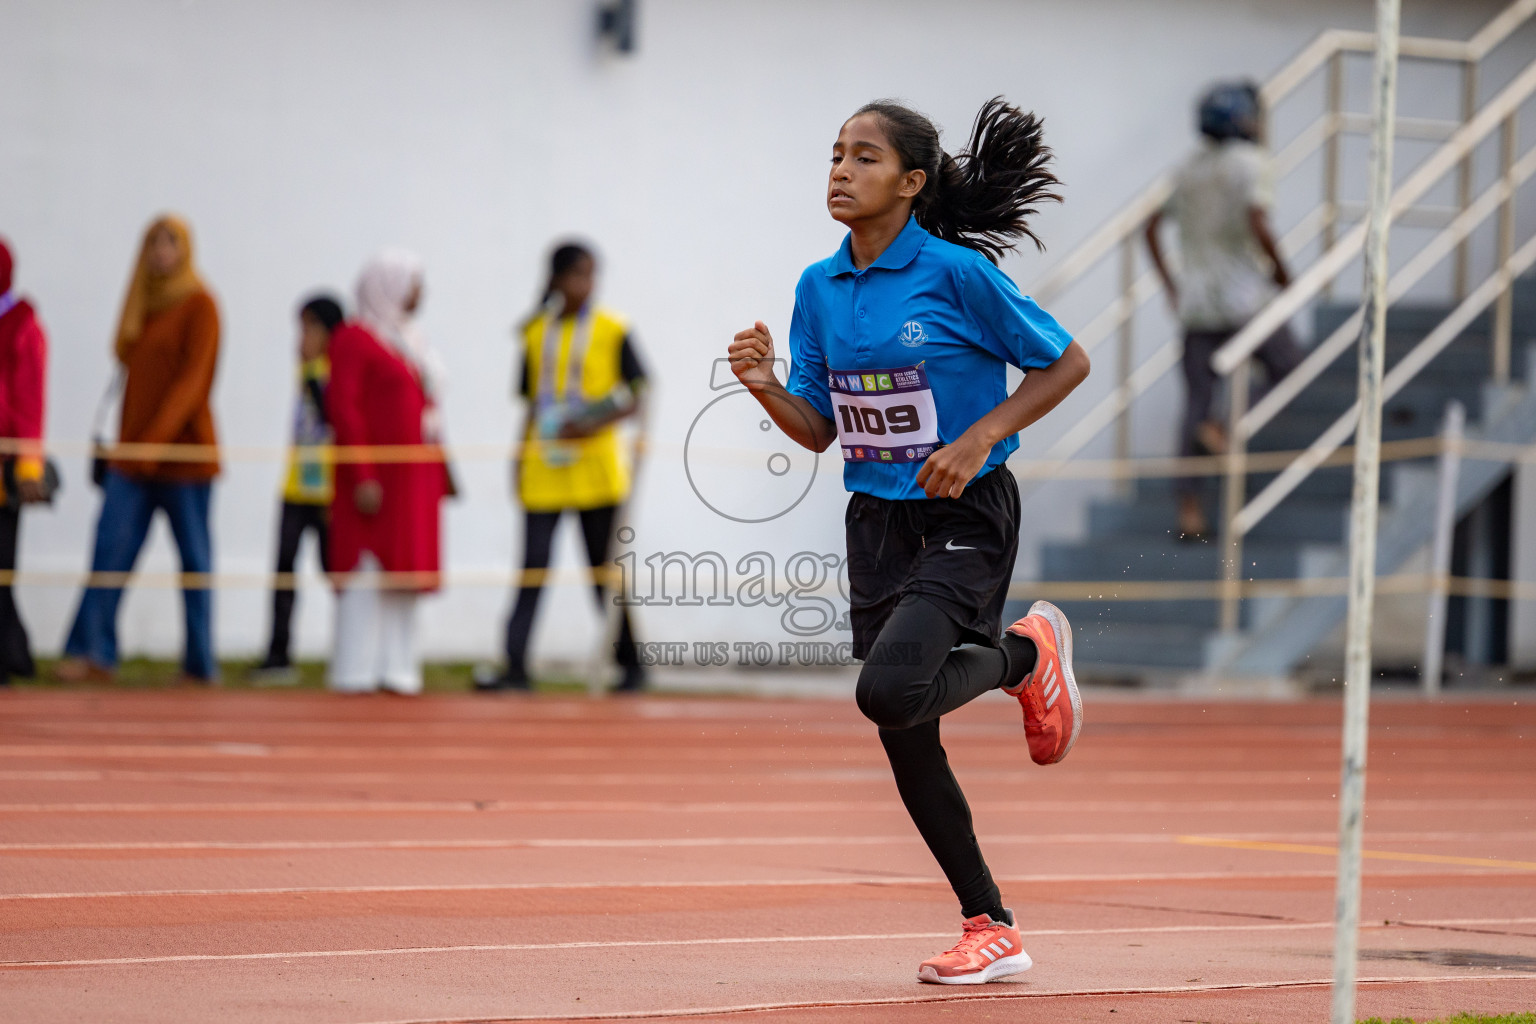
0, 688, 1533, 1022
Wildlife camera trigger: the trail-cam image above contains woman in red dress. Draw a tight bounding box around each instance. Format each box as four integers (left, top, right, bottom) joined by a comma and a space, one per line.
325, 249, 447, 694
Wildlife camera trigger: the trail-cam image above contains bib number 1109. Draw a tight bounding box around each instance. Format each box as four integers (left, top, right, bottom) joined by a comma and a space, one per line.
828, 364, 940, 464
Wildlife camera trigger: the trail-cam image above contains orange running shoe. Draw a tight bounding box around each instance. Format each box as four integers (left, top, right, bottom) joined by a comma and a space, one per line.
1002, 600, 1082, 765
917, 911, 1032, 985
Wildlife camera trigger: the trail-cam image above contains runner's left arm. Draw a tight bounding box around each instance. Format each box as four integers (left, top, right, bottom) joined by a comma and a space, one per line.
916, 341, 1089, 499
916, 257, 1089, 499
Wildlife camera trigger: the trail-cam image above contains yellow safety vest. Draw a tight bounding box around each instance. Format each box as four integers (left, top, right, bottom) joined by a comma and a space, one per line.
282, 356, 333, 505
518, 307, 633, 511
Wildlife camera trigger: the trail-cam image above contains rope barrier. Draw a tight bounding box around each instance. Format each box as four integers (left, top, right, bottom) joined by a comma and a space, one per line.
4, 434, 1536, 479
3, 567, 1531, 602
6, 435, 1531, 602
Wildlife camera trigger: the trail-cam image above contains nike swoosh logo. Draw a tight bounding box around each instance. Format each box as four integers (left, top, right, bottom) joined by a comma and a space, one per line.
945, 540, 976, 551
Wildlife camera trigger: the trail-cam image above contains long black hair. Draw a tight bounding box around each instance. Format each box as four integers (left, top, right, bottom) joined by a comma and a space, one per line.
853, 96, 1061, 264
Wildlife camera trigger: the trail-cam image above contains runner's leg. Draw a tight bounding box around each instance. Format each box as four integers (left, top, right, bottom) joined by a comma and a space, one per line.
858, 594, 1016, 920
857, 593, 1014, 729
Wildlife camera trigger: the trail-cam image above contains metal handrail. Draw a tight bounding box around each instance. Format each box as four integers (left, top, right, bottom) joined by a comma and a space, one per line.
1027, 210, 1330, 484
1016, 0, 1536, 489
1239, 146, 1536, 446
1233, 149, 1536, 535
1028, 0, 1536, 306
1211, 59, 1536, 378
1209, 71, 1535, 630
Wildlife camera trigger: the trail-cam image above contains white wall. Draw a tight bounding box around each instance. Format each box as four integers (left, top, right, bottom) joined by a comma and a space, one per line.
2, 0, 1525, 669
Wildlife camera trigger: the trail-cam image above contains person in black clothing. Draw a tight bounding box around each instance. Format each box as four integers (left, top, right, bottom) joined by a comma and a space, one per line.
252, 294, 344, 681
479, 244, 648, 693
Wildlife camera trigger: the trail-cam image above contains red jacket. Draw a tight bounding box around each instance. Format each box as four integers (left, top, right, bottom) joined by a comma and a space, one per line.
0, 299, 46, 473
326, 322, 445, 589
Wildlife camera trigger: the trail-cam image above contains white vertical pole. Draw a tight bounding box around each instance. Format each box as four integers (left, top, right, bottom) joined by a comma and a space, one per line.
1421, 401, 1465, 696
1332, 0, 1400, 1021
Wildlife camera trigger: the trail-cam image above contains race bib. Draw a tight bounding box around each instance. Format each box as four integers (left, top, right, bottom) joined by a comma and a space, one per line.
828, 364, 940, 464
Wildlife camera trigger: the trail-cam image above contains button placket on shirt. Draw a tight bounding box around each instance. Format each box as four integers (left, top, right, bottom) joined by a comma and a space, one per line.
852, 272, 870, 360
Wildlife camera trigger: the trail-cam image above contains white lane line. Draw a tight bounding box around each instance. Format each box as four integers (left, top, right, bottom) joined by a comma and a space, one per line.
23, 864, 1533, 901
4, 751, 1492, 789
0, 749, 1519, 786
0, 872, 1334, 901
0, 834, 1129, 853
346, 973, 1536, 1024
4, 831, 1535, 853
0, 798, 1529, 815
1395, 916, 1536, 926
6, 919, 1480, 968
1, 765, 1526, 786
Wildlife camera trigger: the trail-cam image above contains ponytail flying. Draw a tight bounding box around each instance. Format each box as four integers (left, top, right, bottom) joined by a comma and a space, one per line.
854, 96, 1062, 264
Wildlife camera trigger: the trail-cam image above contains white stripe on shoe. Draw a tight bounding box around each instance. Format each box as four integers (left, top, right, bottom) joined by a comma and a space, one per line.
918, 949, 1033, 985
1028, 599, 1083, 763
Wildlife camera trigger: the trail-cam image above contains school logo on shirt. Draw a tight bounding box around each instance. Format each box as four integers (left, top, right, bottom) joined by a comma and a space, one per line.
897, 321, 927, 347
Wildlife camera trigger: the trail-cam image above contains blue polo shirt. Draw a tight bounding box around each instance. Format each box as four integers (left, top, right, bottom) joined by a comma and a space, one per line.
786, 216, 1072, 501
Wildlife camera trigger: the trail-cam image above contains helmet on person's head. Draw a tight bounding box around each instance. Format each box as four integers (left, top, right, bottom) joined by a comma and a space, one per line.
1198, 81, 1262, 143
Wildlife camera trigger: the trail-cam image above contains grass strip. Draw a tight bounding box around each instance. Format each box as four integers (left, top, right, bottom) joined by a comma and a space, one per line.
1360, 1014, 1536, 1024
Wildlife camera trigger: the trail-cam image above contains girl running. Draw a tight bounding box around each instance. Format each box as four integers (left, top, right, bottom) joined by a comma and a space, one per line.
728, 97, 1090, 984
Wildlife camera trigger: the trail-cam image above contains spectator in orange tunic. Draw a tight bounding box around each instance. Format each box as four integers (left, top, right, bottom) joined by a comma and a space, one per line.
58, 215, 221, 684
0, 237, 49, 687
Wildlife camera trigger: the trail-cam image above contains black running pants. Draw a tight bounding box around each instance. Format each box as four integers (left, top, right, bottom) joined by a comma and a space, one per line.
264, 501, 330, 666
856, 593, 1010, 919
503, 505, 639, 675
0, 505, 34, 684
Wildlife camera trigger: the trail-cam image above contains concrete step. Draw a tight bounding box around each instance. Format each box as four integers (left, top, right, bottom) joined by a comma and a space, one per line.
1087, 495, 1345, 544
1283, 376, 1487, 419
1050, 597, 1231, 630
1136, 464, 1388, 502
1040, 537, 1301, 581
1250, 412, 1451, 451
1070, 621, 1212, 670
1312, 303, 1492, 337
1000, 599, 1212, 670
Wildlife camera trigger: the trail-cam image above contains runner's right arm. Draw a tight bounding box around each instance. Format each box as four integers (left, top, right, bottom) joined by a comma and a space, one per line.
729, 320, 837, 453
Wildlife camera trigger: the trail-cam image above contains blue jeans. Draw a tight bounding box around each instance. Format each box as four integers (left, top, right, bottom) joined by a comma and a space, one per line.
64, 470, 216, 679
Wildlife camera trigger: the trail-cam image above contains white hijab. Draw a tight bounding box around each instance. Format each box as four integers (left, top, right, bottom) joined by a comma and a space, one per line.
356, 248, 444, 396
